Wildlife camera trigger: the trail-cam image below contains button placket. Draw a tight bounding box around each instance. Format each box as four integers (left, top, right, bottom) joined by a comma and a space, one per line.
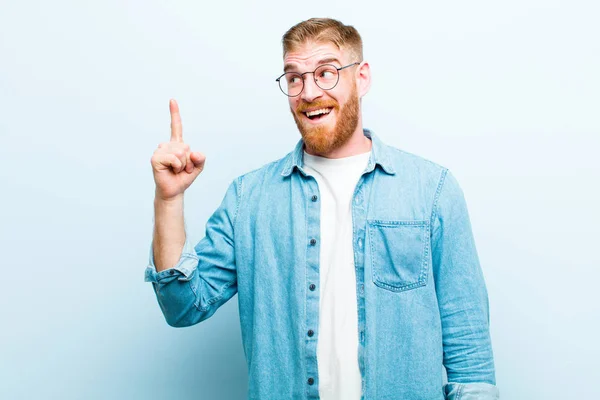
354, 193, 363, 205
352, 175, 370, 384
303, 176, 320, 397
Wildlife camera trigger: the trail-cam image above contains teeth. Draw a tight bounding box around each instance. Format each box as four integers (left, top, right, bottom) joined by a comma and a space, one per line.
305, 108, 332, 117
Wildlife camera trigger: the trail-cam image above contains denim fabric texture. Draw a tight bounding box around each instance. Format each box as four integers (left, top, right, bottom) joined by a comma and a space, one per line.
145, 129, 499, 400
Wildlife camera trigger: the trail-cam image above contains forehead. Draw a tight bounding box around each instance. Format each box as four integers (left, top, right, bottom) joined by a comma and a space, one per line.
283, 41, 348, 70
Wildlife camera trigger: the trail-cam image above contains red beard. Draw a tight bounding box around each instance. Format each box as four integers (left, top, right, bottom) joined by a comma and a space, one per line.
291, 85, 360, 155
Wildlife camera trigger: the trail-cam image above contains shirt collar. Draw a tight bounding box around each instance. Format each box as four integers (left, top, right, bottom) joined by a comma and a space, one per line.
281, 128, 396, 177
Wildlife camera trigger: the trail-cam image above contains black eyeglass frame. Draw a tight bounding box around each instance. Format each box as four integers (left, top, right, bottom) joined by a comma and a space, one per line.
275, 62, 360, 97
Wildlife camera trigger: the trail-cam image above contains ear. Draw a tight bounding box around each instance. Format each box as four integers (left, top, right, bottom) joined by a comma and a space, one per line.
356, 61, 371, 98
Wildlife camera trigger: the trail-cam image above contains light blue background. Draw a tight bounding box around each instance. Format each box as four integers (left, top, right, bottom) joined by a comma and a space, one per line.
1, 0, 598, 399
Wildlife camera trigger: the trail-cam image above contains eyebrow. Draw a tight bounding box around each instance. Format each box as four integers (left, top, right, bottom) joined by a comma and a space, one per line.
284, 57, 342, 73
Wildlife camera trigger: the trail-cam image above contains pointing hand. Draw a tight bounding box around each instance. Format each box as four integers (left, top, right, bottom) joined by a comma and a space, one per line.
150, 99, 206, 201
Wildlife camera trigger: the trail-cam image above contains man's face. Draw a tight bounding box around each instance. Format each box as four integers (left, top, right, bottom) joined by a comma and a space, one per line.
283, 42, 362, 155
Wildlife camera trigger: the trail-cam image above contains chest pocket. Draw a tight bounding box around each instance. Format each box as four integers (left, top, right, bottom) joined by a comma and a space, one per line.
367, 220, 430, 292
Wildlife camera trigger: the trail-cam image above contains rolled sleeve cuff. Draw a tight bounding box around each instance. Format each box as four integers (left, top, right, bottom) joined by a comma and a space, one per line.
444, 382, 499, 400
144, 239, 199, 283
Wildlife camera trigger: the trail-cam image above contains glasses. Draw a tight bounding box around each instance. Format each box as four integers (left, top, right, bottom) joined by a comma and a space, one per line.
275, 62, 360, 97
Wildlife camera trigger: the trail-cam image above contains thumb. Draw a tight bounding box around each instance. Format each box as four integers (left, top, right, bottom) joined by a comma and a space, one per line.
189, 152, 206, 179
190, 152, 206, 167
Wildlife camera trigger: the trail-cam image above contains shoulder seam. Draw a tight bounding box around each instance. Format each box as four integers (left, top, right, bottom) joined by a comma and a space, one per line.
233, 176, 243, 226
430, 168, 449, 228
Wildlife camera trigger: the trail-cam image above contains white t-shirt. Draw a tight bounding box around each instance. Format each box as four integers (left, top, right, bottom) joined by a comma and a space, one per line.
303, 150, 371, 400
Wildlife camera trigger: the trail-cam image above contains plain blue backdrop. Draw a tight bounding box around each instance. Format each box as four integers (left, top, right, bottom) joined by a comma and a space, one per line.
1, 0, 598, 399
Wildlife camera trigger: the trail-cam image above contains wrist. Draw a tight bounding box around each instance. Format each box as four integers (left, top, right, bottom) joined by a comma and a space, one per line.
154, 191, 184, 205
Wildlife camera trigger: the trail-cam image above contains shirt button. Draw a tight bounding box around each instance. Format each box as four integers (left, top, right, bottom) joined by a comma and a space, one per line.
311, 195, 318, 202
354, 195, 362, 205
308, 377, 315, 385
309, 283, 316, 291
310, 238, 317, 246
359, 284, 364, 294
357, 238, 363, 249
169, 270, 175, 275
307, 329, 314, 337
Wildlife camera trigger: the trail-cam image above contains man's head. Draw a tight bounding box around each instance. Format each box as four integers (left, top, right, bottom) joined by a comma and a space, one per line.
280, 18, 371, 156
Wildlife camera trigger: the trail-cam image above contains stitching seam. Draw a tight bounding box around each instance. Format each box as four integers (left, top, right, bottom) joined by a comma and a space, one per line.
430, 168, 449, 235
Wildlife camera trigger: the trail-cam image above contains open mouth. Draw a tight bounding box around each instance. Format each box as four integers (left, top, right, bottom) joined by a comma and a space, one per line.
302, 107, 333, 122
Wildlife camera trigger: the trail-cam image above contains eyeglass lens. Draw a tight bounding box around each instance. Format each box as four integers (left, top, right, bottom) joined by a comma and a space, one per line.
279, 64, 340, 96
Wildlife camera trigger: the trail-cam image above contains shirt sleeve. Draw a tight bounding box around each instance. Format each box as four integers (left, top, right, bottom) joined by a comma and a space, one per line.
444, 382, 500, 399
431, 169, 499, 399
144, 178, 241, 327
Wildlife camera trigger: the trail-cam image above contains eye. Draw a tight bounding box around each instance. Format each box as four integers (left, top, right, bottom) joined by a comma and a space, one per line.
286, 74, 301, 85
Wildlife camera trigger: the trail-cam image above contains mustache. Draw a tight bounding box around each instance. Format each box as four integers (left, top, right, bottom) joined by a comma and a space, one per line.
296, 100, 339, 113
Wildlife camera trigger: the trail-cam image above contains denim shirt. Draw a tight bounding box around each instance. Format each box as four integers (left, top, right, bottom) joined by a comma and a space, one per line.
145, 130, 499, 400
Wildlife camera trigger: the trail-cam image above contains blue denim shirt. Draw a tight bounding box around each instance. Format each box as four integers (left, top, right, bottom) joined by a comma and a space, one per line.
145, 130, 499, 400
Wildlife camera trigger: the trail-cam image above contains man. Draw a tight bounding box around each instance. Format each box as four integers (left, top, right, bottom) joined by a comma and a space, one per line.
145, 18, 499, 400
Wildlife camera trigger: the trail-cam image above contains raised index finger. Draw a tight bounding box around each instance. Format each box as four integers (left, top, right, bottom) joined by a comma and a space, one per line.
169, 99, 183, 142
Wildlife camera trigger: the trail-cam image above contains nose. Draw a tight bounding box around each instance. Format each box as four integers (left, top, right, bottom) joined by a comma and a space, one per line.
300, 74, 323, 103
